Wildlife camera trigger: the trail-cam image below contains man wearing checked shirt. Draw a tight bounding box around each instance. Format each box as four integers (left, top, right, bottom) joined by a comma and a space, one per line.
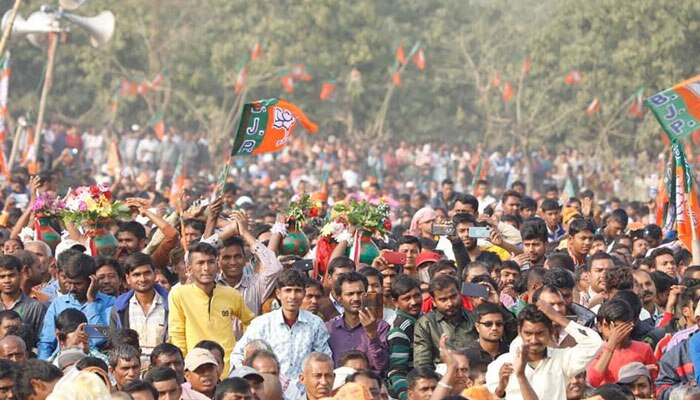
231, 269, 331, 399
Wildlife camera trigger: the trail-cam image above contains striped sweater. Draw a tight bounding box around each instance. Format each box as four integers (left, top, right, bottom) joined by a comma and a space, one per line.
388, 309, 418, 400
656, 336, 695, 400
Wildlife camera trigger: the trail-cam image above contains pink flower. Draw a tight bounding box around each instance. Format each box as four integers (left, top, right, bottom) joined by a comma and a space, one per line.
78, 201, 88, 212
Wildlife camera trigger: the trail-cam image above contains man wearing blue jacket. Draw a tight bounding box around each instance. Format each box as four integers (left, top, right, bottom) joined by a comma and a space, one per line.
109, 252, 169, 365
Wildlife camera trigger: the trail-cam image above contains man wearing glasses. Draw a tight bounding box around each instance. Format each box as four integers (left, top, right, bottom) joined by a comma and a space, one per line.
461, 303, 509, 364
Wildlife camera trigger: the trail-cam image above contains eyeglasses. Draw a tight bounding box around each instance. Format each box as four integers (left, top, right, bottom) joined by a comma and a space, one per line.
477, 321, 504, 328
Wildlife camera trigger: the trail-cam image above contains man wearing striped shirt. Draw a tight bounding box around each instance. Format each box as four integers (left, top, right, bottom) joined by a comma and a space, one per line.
388, 276, 423, 400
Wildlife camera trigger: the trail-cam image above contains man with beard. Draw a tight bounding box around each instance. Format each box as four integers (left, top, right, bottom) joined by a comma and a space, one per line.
413, 275, 478, 369
110, 253, 169, 363
486, 300, 602, 399
567, 219, 595, 268
513, 220, 547, 269
387, 276, 423, 400
231, 269, 330, 399
580, 252, 615, 310
118, 198, 179, 271
326, 272, 390, 373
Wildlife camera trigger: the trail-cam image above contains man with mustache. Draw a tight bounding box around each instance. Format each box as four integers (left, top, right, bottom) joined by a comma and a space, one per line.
413, 275, 478, 369
326, 272, 390, 373
633, 269, 663, 324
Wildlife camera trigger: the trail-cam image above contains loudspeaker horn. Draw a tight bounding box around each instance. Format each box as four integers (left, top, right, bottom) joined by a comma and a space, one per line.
61, 10, 114, 47
1, 11, 54, 41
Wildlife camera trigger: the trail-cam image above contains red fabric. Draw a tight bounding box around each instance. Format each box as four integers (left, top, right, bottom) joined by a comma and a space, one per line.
314, 236, 336, 278
421, 294, 474, 313
586, 340, 658, 387
655, 334, 672, 361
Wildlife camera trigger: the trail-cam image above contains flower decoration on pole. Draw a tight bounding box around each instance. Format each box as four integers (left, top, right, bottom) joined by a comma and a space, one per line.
32, 192, 63, 217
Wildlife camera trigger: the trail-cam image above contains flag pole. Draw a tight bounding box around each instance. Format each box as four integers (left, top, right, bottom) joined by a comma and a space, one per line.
0, 0, 23, 59
7, 116, 26, 170
34, 33, 60, 162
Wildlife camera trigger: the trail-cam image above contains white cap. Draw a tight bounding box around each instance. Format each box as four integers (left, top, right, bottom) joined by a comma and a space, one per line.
131, 124, 141, 132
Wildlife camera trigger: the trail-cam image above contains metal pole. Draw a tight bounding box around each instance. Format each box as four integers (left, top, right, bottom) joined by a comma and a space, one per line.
33, 31, 59, 159
0, 0, 23, 59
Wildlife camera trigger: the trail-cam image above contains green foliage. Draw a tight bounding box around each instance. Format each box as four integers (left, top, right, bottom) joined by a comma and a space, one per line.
1, 0, 699, 153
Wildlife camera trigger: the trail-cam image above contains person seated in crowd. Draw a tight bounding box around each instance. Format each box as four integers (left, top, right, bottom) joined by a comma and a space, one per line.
110, 344, 143, 391
13, 359, 63, 400
184, 348, 220, 399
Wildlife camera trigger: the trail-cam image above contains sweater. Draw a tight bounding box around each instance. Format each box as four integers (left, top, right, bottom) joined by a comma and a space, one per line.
656, 337, 695, 400
586, 340, 657, 387
168, 283, 255, 375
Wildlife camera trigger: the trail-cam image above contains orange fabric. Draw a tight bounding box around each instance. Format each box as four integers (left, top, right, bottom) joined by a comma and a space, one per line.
396, 44, 406, 65
462, 386, 496, 400
393, 71, 402, 87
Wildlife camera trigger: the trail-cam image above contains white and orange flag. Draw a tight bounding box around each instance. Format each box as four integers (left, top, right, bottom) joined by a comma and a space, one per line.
0, 54, 10, 178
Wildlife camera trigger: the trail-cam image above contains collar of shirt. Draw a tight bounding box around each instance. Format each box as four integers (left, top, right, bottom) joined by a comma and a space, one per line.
216, 273, 248, 290
272, 309, 313, 326
395, 308, 419, 322
61, 292, 111, 306
434, 307, 471, 324
0, 292, 29, 310
329, 314, 363, 332
128, 291, 164, 309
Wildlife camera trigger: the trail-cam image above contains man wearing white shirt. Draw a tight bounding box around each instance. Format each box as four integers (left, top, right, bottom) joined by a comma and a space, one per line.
486, 300, 602, 400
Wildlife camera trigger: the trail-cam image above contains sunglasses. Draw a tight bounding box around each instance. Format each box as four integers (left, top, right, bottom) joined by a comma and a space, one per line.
477, 321, 504, 328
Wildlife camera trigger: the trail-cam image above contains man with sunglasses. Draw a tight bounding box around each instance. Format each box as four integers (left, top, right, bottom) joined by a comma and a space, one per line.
461, 303, 509, 365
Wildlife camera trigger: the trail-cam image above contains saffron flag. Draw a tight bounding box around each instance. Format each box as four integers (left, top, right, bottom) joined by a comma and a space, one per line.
169, 153, 186, 207
235, 66, 248, 94
251, 42, 262, 61
502, 83, 514, 101
320, 82, 335, 101
491, 72, 501, 88
230, 98, 318, 157
523, 57, 532, 74
586, 98, 600, 115
281, 75, 294, 93
148, 112, 165, 140
0, 54, 10, 178
396, 43, 406, 65
392, 71, 402, 87
671, 143, 700, 252
565, 70, 583, 86
645, 74, 700, 142
413, 49, 426, 70
628, 87, 645, 119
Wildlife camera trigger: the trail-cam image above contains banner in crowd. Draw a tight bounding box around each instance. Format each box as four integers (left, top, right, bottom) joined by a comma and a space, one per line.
647, 75, 700, 258
230, 98, 318, 156
645, 74, 700, 142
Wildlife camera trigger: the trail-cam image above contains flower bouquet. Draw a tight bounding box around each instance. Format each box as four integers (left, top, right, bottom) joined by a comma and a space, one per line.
60, 185, 129, 256
31, 192, 63, 250
60, 185, 129, 224
319, 199, 391, 264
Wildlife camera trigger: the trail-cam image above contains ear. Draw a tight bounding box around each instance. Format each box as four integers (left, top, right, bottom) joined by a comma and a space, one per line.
275, 288, 282, 299
298, 374, 305, 385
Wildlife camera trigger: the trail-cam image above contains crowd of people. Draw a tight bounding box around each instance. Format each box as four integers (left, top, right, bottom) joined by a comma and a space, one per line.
0, 121, 697, 400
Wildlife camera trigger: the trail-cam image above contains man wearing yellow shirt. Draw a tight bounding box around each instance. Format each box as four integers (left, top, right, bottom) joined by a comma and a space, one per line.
168, 242, 255, 377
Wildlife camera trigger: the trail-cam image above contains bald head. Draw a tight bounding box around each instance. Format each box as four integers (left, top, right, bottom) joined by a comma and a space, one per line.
262, 373, 283, 400
0, 335, 27, 364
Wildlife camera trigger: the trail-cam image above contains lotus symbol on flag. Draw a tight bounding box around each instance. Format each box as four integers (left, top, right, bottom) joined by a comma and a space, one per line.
273, 108, 295, 133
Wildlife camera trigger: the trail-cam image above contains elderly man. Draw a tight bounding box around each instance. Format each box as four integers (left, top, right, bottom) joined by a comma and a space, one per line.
0, 335, 28, 364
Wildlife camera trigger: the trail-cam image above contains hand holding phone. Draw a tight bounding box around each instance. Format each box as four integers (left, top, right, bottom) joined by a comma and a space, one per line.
461, 282, 489, 299
361, 292, 384, 320
383, 251, 406, 265
468, 226, 491, 239
84, 324, 110, 339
